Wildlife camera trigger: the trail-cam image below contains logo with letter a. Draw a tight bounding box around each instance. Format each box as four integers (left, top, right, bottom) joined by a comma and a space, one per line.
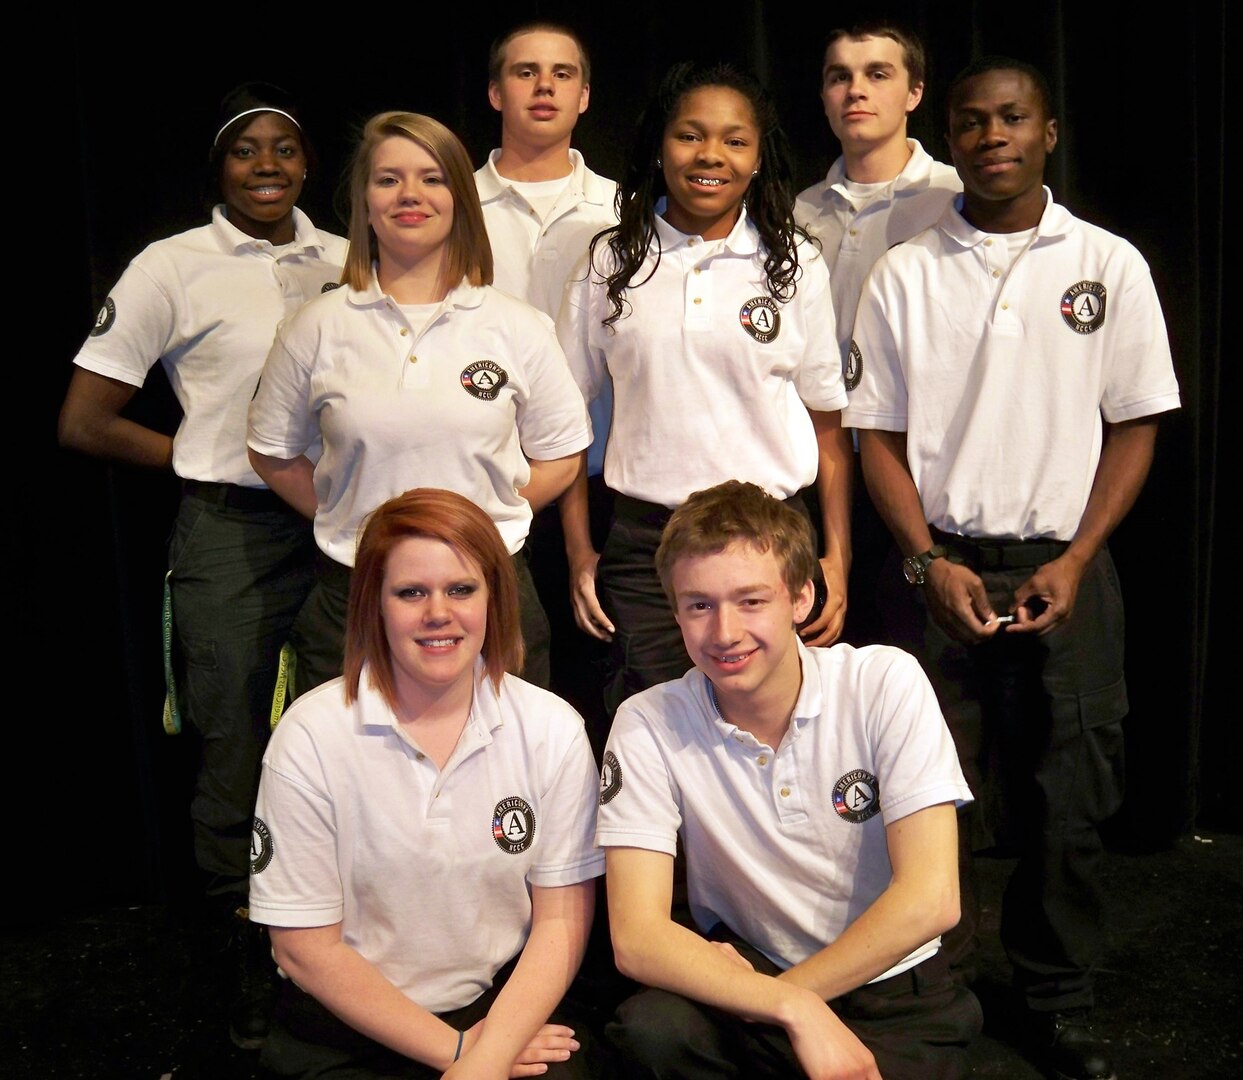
1060, 280, 1107, 334
739, 296, 781, 343
492, 796, 536, 854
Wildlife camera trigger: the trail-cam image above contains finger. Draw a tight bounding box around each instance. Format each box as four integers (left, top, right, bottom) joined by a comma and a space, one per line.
511, 1065, 550, 1078
570, 591, 614, 641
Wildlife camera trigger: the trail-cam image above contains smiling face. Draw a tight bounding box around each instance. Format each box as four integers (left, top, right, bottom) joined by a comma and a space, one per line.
660, 85, 760, 241
219, 112, 305, 243
366, 135, 454, 273
671, 541, 813, 718
821, 35, 922, 156
381, 536, 488, 702
488, 30, 589, 155
947, 68, 1058, 232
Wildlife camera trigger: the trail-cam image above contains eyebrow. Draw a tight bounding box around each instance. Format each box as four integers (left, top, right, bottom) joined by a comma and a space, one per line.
678, 584, 773, 600
508, 60, 579, 74
824, 61, 897, 77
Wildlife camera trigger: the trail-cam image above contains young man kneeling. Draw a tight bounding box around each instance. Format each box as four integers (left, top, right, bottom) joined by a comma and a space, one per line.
596, 480, 980, 1080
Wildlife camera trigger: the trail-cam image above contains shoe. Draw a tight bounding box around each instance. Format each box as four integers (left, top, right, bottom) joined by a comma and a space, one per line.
227, 906, 276, 1051
1030, 1009, 1117, 1080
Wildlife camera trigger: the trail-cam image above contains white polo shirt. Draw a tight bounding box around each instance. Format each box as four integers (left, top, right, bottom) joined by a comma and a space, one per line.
557, 209, 846, 508
73, 206, 347, 487
250, 662, 604, 1014
596, 641, 971, 980
795, 140, 961, 355
247, 276, 591, 564
476, 149, 618, 318
844, 192, 1182, 540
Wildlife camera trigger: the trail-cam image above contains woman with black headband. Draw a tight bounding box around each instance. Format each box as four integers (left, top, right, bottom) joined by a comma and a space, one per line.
58, 82, 347, 1050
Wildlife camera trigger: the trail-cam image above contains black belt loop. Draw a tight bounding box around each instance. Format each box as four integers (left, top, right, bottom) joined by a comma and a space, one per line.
182, 480, 291, 513
930, 526, 1070, 572
615, 490, 811, 530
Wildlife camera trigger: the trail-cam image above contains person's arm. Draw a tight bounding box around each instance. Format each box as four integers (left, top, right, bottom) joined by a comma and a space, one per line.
777, 803, 959, 1000
248, 449, 318, 519
520, 452, 581, 516
57, 368, 174, 470
858, 428, 1000, 644
446, 881, 595, 1080
800, 408, 853, 647
271, 921, 577, 1079
557, 459, 613, 641
607, 847, 880, 1080
1009, 416, 1159, 634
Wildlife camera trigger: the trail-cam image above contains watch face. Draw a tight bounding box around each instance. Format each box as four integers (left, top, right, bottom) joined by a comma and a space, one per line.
902, 556, 923, 585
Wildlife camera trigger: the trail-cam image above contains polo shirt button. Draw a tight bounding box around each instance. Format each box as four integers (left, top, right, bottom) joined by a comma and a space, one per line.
992, 270, 1001, 279
400, 327, 409, 335
693, 297, 702, 305
693, 267, 701, 275
757, 754, 768, 766
409, 354, 418, 364
416, 752, 425, 761
849, 228, 858, 237
984, 238, 993, 247
1001, 302, 1010, 310
779, 786, 791, 798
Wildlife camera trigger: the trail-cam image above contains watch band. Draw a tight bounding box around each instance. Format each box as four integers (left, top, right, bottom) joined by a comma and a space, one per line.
902, 544, 947, 586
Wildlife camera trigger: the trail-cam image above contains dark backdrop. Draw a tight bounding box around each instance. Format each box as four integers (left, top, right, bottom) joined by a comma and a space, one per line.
36, 0, 1228, 909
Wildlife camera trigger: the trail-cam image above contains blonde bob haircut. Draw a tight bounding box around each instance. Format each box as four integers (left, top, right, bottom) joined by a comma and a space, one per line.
655, 480, 818, 607
344, 488, 523, 707
342, 111, 494, 292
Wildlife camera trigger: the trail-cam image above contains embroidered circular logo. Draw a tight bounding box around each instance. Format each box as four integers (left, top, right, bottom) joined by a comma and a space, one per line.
600, 751, 623, 805
321, 281, 342, 293
739, 296, 781, 343
250, 816, 274, 874
461, 359, 509, 400
90, 297, 116, 337
1060, 280, 1107, 334
492, 796, 536, 854
832, 770, 880, 823
845, 340, 863, 391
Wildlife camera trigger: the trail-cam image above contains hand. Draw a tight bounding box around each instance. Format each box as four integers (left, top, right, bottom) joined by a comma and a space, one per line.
1007, 553, 1086, 635
786, 997, 882, 1080
924, 559, 1001, 645
567, 549, 614, 641
799, 558, 847, 647
445, 1021, 579, 1079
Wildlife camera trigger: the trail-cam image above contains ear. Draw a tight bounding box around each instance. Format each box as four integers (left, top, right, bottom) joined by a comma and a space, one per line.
1044, 117, 1058, 153
578, 83, 591, 116
487, 82, 503, 113
906, 80, 924, 115
791, 578, 815, 626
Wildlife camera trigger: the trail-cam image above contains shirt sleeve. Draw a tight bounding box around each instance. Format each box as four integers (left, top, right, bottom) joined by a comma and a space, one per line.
513, 305, 592, 462
841, 256, 910, 432
594, 695, 683, 857
249, 718, 344, 928
529, 717, 606, 888
246, 311, 319, 459
792, 246, 848, 413
555, 252, 610, 408
864, 648, 973, 825
1099, 249, 1181, 423
72, 258, 175, 388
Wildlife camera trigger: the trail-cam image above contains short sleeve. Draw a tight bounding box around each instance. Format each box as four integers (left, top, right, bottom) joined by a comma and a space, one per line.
529, 721, 606, 887
72, 260, 176, 389
513, 307, 592, 462
841, 258, 910, 432
247, 313, 319, 459
556, 252, 610, 408
791, 247, 847, 413
594, 698, 683, 857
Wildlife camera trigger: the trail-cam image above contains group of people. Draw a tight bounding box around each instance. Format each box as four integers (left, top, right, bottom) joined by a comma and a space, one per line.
60, 18, 1179, 1080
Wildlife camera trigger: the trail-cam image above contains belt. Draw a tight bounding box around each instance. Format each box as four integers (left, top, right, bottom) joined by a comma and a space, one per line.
931, 527, 1070, 572
182, 480, 291, 513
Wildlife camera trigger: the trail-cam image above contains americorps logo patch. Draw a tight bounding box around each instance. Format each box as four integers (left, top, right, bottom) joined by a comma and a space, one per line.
832, 770, 880, 823
739, 296, 781, 343
600, 751, 622, 805
1060, 280, 1107, 334
845, 340, 863, 391
492, 796, 536, 853
250, 816, 274, 873
461, 359, 509, 400
90, 297, 116, 337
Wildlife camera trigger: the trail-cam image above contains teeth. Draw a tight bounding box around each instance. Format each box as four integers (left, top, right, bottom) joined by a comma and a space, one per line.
252, 186, 282, 194
693, 178, 726, 186
420, 638, 457, 647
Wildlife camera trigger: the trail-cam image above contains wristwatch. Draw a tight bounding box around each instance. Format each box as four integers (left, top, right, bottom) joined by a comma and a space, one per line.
902, 545, 947, 586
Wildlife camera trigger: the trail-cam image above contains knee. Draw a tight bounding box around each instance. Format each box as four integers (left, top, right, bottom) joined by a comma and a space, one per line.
607, 988, 723, 1073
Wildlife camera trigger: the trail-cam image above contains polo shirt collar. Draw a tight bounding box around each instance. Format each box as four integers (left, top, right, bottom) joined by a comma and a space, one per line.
653, 199, 760, 255
210, 204, 330, 257
477, 148, 607, 206
823, 138, 939, 205
700, 638, 822, 747
940, 186, 1075, 250
347, 271, 488, 313
355, 658, 505, 743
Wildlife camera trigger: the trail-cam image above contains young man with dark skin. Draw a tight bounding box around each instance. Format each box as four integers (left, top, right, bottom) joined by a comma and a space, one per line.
597, 480, 980, 1080
794, 24, 960, 645
846, 58, 1181, 1080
